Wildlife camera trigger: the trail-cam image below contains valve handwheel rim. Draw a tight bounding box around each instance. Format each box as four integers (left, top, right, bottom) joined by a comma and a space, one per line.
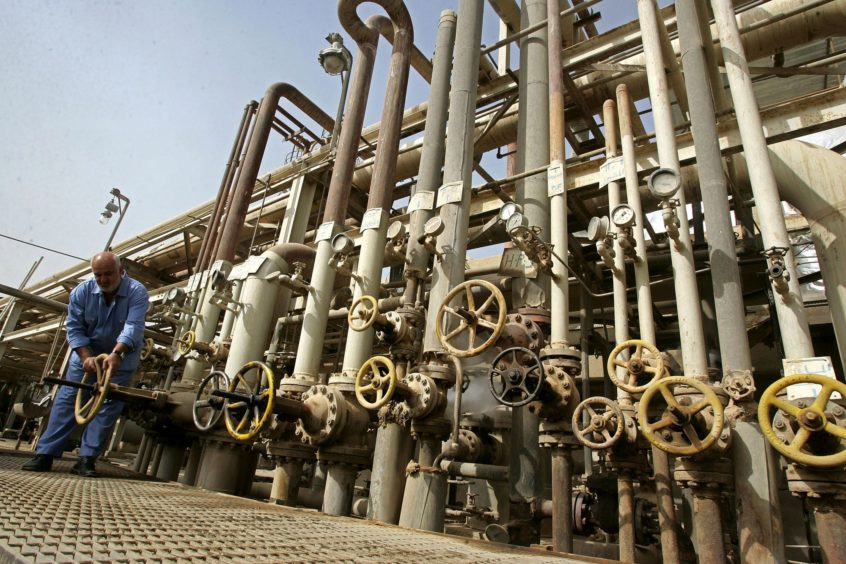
193, 370, 231, 431
488, 347, 543, 407
140, 337, 154, 361
637, 376, 724, 456
177, 330, 196, 356
348, 295, 379, 331
74, 353, 112, 425
436, 279, 506, 358
223, 361, 275, 441
607, 339, 665, 394
355, 355, 397, 410
758, 373, 846, 467
572, 397, 625, 449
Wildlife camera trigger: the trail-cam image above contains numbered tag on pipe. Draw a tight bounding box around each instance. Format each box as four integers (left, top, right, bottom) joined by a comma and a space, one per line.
599, 156, 625, 187
360, 208, 385, 232
408, 191, 435, 212
437, 181, 464, 207
315, 221, 336, 242
783, 356, 842, 400
547, 161, 565, 197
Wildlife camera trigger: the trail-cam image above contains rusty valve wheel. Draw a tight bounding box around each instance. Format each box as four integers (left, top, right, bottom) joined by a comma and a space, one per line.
571, 397, 625, 449
607, 339, 665, 394
140, 338, 155, 361
75, 353, 112, 425
177, 330, 196, 357
489, 347, 544, 407
637, 376, 725, 456
758, 374, 846, 468
223, 361, 275, 442
355, 355, 397, 410
192, 370, 231, 432
436, 279, 507, 358
348, 295, 379, 332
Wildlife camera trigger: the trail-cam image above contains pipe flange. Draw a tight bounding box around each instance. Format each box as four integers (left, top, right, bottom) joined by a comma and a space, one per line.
403, 372, 438, 419
458, 428, 481, 462
295, 385, 344, 446
264, 441, 316, 459
785, 465, 846, 499
417, 362, 455, 384
316, 445, 372, 467
498, 313, 543, 353
376, 311, 408, 343
722, 369, 756, 402
514, 307, 551, 330
539, 345, 582, 377
280, 374, 319, 394
673, 459, 734, 488
328, 373, 356, 392
409, 416, 451, 440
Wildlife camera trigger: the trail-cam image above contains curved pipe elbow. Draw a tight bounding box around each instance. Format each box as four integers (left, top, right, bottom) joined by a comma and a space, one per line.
339, 0, 414, 45
263, 82, 335, 134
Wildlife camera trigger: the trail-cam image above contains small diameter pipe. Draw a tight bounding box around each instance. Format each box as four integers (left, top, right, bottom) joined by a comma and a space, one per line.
618, 473, 637, 562
807, 497, 846, 564
691, 488, 727, 564
710, 0, 814, 360
439, 460, 508, 482
551, 447, 574, 553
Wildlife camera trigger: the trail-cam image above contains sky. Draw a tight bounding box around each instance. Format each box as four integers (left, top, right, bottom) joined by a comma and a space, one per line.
0, 0, 647, 288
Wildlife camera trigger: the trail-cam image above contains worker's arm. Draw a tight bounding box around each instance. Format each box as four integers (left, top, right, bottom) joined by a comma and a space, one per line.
66, 284, 98, 373
104, 281, 149, 373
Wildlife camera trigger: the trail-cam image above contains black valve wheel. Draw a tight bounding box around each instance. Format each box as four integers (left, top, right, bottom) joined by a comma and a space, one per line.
489, 347, 544, 407
192, 370, 231, 431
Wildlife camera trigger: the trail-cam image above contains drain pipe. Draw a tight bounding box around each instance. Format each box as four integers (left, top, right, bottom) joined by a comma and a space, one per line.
287, 16, 379, 393
367, 10, 455, 527
196, 101, 258, 273
710, 0, 815, 360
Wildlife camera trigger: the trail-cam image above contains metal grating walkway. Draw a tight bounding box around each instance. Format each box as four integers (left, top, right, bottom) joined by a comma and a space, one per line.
0, 450, 608, 563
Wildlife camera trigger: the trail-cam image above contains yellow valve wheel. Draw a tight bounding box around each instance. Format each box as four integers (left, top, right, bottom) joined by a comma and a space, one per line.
572, 397, 625, 450
355, 355, 397, 410
638, 376, 724, 456
140, 338, 154, 361
177, 330, 196, 356
758, 374, 846, 468
607, 339, 665, 394
348, 295, 379, 332
436, 279, 507, 358
74, 354, 112, 425
223, 361, 275, 442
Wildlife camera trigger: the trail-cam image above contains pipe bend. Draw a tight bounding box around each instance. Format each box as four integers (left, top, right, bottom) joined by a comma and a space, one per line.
263, 82, 335, 134
339, 0, 414, 44
266, 242, 317, 265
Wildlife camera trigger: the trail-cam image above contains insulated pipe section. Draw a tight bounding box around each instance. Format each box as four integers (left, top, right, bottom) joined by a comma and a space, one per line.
710, 0, 815, 360
339, 0, 414, 377
215, 83, 334, 263
637, 0, 708, 379
423, 0, 485, 354
289, 15, 379, 388
402, 10, 456, 306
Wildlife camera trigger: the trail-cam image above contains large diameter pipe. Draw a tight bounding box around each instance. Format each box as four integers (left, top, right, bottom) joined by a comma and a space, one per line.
618, 474, 636, 562
367, 423, 414, 523
637, 0, 709, 379
215, 83, 334, 262
691, 488, 727, 564
402, 10, 456, 306
551, 447, 573, 553
547, 0, 569, 348
807, 497, 846, 564
423, 0, 485, 353
710, 0, 814, 360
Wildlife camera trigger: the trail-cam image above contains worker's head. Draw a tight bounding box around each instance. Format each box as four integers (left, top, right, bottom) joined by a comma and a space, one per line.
90, 252, 124, 294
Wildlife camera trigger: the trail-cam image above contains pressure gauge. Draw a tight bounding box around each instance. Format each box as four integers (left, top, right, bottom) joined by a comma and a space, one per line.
165, 287, 186, 306
331, 233, 354, 255
498, 201, 523, 223
505, 211, 529, 233
424, 216, 445, 237
611, 204, 636, 229
647, 167, 681, 199
586, 216, 610, 242
386, 220, 406, 241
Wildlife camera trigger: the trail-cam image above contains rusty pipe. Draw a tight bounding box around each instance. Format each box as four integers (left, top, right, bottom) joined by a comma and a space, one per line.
214, 83, 334, 262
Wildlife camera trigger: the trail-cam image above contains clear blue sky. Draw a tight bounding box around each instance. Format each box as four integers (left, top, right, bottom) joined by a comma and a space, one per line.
0, 0, 644, 287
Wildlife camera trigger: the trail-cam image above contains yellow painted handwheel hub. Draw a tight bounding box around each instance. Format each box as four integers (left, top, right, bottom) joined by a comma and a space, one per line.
436, 279, 506, 358
638, 376, 724, 456
75, 353, 112, 425
348, 295, 379, 331
355, 355, 397, 410
758, 373, 846, 468
223, 361, 275, 441
607, 339, 665, 394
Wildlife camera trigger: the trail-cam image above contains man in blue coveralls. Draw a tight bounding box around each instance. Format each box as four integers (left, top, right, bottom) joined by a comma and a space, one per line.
22, 252, 148, 476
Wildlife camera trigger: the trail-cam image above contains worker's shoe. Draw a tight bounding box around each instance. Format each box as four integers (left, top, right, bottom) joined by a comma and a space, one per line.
22, 454, 54, 472
70, 456, 99, 477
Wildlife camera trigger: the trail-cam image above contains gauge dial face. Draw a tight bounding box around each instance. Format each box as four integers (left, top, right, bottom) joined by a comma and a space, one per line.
648, 168, 681, 199
611, 204, 636, 228
386, 220, 405, 240
331, 234, 353, 254
498, 201, 522, 222
505, 212, 528, 233
424, 216, 444, 236
587, 216, 608, 242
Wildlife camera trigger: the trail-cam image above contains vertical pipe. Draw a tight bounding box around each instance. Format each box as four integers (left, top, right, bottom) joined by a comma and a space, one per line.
180, 439, 203, 486
637, 0, 709, 379
579, 289, 593, 475
270, 460, 303, 505
651, 447, 680, 564
709, 0, 814, 360
155, 444, 184, 482
367, 422, 414, 523
547, 0, 569, 348
551, 447, 573, 553
148, 443, 164, 477
807, 497, 846, 564
322, 463, 357, 516
423, 0, 484, 353
691, 488, 727, 564
618, 473, 637, 562
133, 433, 150, 473
402, 10, 456, 306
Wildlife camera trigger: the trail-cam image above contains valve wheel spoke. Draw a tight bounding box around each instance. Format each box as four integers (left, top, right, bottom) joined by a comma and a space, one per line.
659, 385, 682, 410
824, 422, 846, 441
476, 293, 496, 316
477, 318, 498, 330
770, 397, 801, 418
811, 382, 835, 411
651, 415, 676, 431
465, 286, 475, 311
790, 427, 811, 450
682, 424, 703, 448
689, 399, 711, 415
444, 321, 468, 342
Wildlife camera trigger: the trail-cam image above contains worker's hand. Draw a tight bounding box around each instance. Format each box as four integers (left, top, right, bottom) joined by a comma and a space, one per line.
103, 352, 122, 374
82, 355, 99, 374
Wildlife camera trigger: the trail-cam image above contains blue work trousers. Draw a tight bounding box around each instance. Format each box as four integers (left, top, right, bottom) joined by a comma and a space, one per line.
36, 363, 133, 458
